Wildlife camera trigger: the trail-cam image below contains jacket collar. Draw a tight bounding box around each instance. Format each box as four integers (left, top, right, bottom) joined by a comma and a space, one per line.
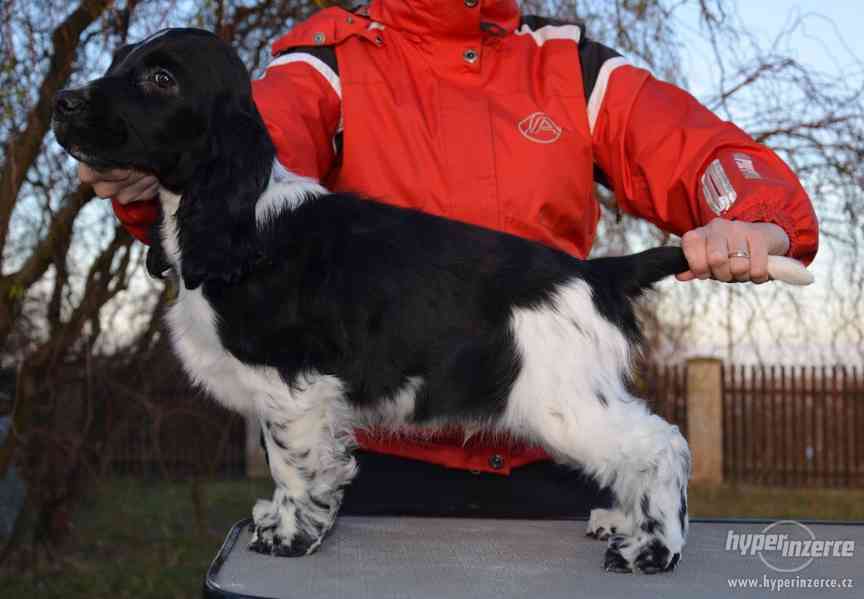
367, 0, 521, 39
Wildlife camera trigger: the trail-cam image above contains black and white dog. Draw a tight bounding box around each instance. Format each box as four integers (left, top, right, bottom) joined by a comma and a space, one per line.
54, 28, 693, 574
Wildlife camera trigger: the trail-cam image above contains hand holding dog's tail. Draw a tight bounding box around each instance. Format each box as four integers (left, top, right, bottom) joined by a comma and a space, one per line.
591, 246, 813, 296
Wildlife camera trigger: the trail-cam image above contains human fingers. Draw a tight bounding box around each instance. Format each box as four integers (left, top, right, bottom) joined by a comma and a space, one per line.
705, 221, 734, 282
678, 227, 710, 282
726, 227, 753, 283
113, 174, 160, 205
747, 229, 771, 284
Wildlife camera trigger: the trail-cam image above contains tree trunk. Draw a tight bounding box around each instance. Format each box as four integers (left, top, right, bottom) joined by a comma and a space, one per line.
0, 0, 110, 264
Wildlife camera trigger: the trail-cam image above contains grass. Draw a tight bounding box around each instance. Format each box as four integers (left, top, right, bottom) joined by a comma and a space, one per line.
689, 483, 864, 521
1, 478, 862, 598
1, 477, 273, 599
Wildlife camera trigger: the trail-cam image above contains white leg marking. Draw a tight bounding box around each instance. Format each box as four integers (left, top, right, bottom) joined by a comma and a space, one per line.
500, 279, 690, 573
250, 374, 357, 556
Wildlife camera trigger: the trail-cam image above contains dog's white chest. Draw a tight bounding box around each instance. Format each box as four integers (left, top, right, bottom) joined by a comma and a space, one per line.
158, 189, 288, 415
166, 270, 299, 415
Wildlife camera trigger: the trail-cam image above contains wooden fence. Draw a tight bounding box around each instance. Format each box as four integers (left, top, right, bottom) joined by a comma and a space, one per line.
643, 363, 688, 437
646, 363, 864, 488
104, 387, 247, 478
722, 365, 864, 488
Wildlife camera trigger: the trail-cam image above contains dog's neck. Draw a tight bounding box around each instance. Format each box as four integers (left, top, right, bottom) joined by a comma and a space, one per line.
254, 160, 327, 226
156, 160, 328, 276
158, 159, 327, 220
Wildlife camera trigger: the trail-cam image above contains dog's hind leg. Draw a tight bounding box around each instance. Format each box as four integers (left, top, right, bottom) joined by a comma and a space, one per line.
502, 285, 690, 573
597, 414, 690, 574
516, 399, 690, 574
248, 374, 357, 557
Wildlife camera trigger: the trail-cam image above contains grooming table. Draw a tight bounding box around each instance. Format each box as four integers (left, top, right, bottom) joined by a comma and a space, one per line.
204, 517, 862, 598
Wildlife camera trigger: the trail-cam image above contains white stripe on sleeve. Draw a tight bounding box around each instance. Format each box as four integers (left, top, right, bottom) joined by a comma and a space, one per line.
515, 23, 582, 47
587, 57, 629, 135
263, 52, 344, 140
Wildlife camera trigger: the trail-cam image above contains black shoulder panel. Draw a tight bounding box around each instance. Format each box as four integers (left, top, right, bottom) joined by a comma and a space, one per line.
275, 45, 339, 75
518, 14, 582, 31
577, 37, 622, 105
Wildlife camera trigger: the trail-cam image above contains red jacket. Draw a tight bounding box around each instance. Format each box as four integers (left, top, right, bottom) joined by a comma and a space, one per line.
114, 0, 818, 474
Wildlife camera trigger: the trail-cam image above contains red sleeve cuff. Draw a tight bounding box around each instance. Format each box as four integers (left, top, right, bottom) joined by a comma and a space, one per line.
697, 150, 819, 265
111, 198, 159, 244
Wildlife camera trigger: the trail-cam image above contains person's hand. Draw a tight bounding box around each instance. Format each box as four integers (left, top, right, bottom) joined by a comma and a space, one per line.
677, 218, 790, 284
78, 163, 159, 204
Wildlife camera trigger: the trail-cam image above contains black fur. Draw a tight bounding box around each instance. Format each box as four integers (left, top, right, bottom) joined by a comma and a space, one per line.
634, 538, 677, 574
176, 92, 275, 289
639, 493, 664, 535
146, 210, 169, 278
678, 487, 688, 534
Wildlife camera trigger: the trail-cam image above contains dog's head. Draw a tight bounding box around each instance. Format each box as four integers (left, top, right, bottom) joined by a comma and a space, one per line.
53, 28, 275, 288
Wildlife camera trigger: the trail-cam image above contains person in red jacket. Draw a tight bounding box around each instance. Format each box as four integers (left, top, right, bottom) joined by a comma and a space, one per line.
80, 1, 817, 517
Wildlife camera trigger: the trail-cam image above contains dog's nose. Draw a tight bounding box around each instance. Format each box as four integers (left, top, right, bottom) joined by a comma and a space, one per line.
54, 90, 88, 117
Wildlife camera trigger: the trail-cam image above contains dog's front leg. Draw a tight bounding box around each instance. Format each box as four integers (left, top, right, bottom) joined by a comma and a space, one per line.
249, 377, 357, 557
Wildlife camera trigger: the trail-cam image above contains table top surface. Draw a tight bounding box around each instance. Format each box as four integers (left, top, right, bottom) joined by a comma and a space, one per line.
205, 517, 862, 599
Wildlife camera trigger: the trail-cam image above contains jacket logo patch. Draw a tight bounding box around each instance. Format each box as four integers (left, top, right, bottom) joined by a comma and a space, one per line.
518, 112, 562, 144
733, 152, 761, 180
702, 159, 738, 215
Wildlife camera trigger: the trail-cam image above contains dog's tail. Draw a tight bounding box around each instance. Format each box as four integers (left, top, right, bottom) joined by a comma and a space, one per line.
584, 246, 689, 297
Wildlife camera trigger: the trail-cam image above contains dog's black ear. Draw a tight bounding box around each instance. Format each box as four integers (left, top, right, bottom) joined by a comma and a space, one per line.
176, 94, 275, 289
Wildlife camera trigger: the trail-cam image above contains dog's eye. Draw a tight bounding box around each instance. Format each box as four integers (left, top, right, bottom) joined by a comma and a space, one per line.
150, 69, 175, 88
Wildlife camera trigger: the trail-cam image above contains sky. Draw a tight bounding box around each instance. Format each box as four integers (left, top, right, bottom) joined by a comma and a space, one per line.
676, 0, 864, 93
736, 1, 864, 68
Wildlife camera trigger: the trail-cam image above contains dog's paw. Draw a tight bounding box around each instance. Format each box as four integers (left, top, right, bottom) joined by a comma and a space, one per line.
249, 524, 319, 557
248, 497, 332, 558
586, 508, 631, 540
603, 534, 680, 574
248, 498, 321, 557
634, 539, 680, 574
